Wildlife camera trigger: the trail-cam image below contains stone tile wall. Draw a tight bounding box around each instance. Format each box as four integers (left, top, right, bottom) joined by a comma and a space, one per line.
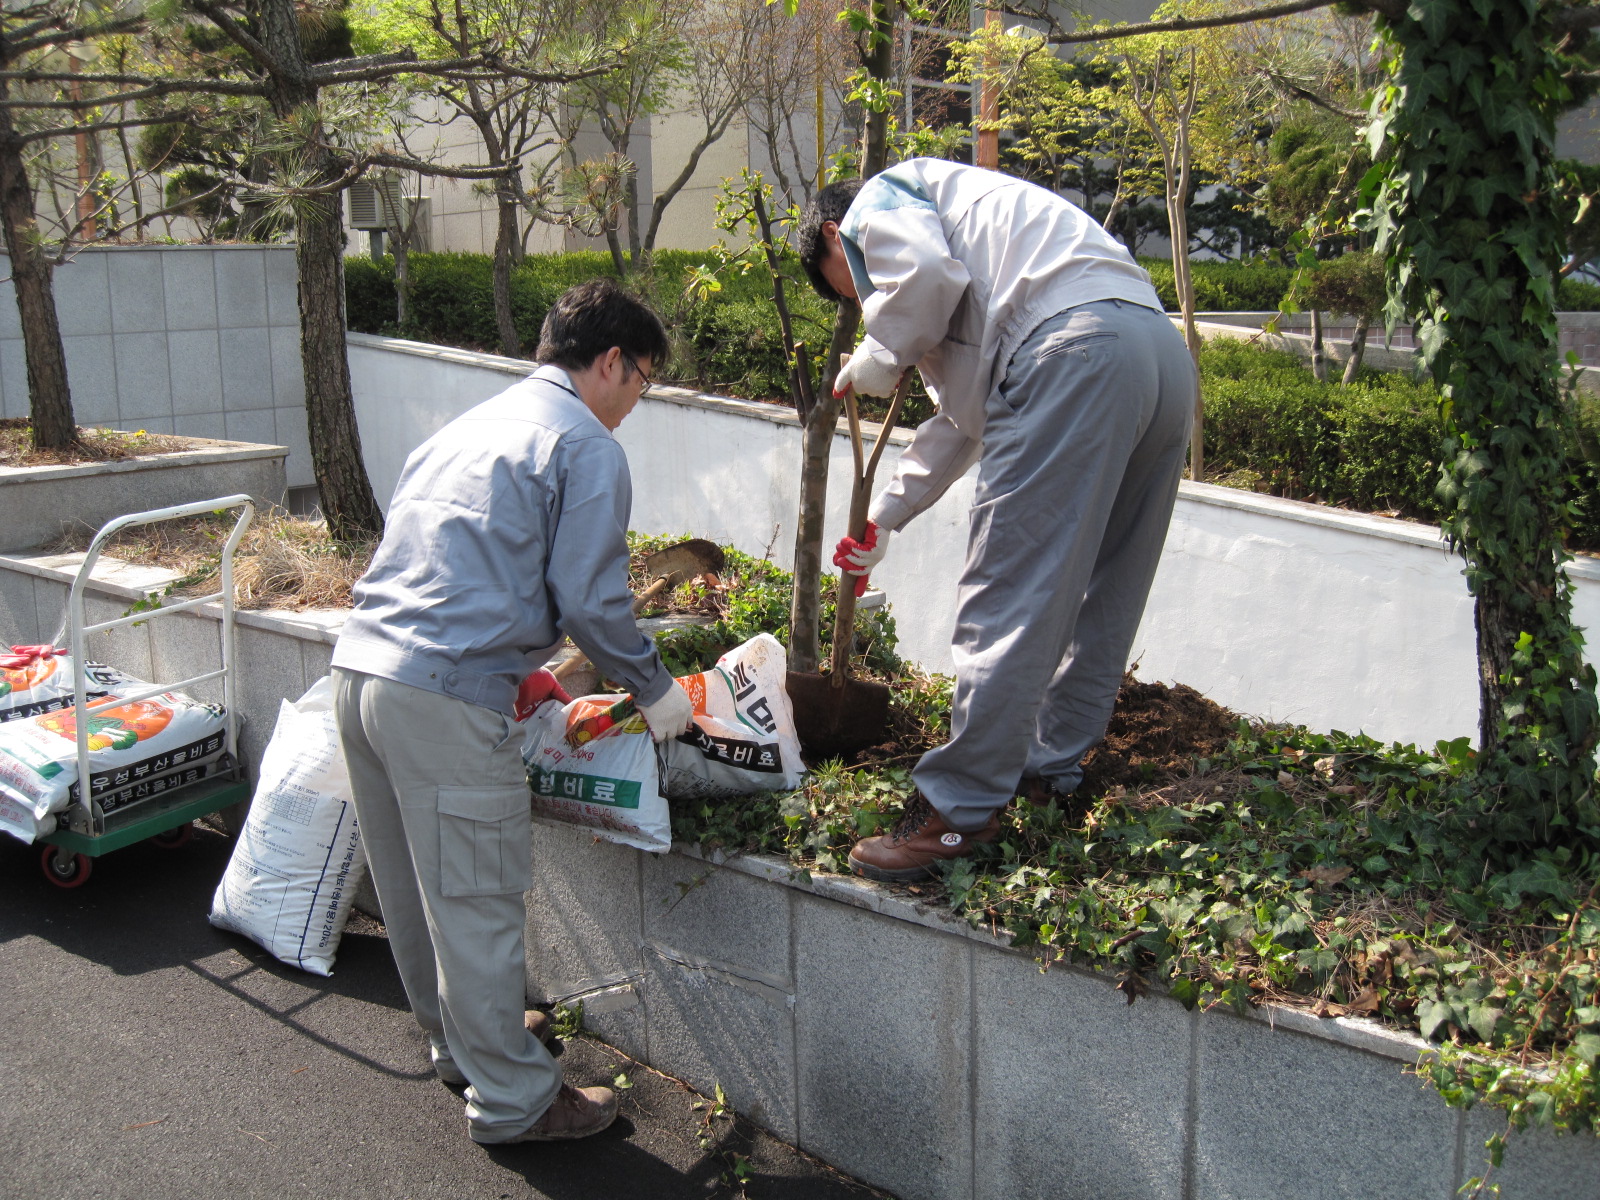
0, 246, 312, 489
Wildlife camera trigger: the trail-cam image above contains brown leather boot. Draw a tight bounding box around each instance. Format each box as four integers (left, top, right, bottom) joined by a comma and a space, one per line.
848, 792, 999, 882
1016, 774, 1091, 824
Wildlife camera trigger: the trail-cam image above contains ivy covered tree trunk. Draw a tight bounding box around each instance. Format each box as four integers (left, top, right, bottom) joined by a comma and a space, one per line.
0, 82, 73, 449
1371, 0, 1599, 839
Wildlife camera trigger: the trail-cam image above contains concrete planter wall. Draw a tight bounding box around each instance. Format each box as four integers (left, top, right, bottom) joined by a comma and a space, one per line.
0, 440, 288, 553
0, 245, 312, 489
347, 332, 1600, 751
1, 553, 1596, 1200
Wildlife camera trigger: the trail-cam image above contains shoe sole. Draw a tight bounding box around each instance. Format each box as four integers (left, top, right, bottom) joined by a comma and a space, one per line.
848, 851, 941, 882
474, 1102, 619, 1143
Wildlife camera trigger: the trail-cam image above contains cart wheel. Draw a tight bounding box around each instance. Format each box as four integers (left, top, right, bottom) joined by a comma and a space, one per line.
40, 846, 92, 889
151, 823, 193, 849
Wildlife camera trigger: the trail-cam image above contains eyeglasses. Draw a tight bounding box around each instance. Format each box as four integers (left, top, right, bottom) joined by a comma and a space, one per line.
621, 352, 654, 399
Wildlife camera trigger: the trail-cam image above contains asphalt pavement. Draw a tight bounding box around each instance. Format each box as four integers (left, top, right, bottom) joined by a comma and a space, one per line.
0, 822, 889, 1200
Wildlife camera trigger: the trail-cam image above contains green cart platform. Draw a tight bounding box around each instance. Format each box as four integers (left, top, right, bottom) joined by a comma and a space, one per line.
34, 495, 255, 887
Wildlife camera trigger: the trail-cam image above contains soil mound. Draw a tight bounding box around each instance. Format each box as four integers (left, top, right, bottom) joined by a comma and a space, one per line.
1077, 673, 1242, 794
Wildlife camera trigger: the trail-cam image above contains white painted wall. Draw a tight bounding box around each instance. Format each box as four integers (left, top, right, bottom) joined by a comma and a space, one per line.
347, 331, 1600, 751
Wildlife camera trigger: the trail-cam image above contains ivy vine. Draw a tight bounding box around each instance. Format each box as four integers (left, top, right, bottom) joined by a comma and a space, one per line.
1367, 0, 1600, 843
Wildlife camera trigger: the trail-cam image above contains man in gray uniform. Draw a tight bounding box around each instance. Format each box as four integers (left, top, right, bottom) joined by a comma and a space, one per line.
330, 280, 694, 1143
797, 159, 1196, 881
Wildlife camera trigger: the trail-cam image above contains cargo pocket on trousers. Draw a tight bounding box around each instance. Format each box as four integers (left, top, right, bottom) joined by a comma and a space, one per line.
437, 785, 533, 897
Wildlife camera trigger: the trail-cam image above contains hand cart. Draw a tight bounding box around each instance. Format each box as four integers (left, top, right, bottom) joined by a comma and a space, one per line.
34, 495, 256, 887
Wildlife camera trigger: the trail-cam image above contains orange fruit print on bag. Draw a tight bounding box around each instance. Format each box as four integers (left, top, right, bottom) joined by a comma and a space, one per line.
0, 653, 59, 699
36, 698, 175, 752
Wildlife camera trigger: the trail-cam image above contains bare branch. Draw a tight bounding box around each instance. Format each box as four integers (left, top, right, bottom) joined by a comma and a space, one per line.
186, 0, 279, 73
19, 109, 217, 143
996, 0, 1357, 47
0, 76, 267, 105
7, 14, 146, 59
479, 53, 621, 85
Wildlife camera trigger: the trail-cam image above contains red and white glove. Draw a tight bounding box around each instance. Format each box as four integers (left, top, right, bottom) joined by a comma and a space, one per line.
638, 682, 695, 743
513, 668, 573, 722
1, 645, 62, 669
833, 521, 889, 598
833, 347, 901, 398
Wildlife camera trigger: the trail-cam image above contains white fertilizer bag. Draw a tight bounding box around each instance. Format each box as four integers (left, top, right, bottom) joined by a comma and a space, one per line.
0, 686, 230, 833
0, 646, 134, 723
209, 677, 366, 976
660, 633, 804, 800
519, 634, 805, 852
522, 692, 672, 852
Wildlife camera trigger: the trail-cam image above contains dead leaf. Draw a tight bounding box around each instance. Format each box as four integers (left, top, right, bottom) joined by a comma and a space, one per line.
1347, 986, 1382, 1014
1313, 756, 1335, 778
1299, 865, 1353, 886
1277, 770, 1296, 787
1311, 999, 1349, 1018
1116, 972, 1150, 1005
1327, 784, 1356, 796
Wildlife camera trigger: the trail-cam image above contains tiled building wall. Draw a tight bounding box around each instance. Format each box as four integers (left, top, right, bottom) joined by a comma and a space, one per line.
0, 245, 312, 489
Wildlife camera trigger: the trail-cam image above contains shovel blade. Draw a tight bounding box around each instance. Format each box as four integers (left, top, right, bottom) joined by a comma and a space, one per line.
785, 670, 892, 761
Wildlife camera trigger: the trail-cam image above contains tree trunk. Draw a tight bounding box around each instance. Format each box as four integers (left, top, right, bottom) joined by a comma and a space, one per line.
493, 191, 521, 357
789, 304, 860, 671
297, 189, 382, 541
1309, 309, 1327, 381
394, 235, 411, 329
252, 0, 383, 540
860, 0, 893, 180
1340, 315, 1369, 385
0, 89, 74, 449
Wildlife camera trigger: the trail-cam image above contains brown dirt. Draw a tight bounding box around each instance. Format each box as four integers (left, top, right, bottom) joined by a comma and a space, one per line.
856, 670, 1243, 793
0, 418, 196, 467
1076, 673, 1243, 794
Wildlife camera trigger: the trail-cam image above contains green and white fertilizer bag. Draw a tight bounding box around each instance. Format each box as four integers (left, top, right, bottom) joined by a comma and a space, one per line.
520, 633, 804, 853
209, 677, 366, 976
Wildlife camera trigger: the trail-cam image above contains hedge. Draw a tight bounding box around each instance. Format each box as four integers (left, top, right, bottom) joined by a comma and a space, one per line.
344, 249, 1600, 550
1200, 339, 1600, 550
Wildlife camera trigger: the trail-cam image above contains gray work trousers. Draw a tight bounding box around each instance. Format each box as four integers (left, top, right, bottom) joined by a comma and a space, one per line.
331, 667, 561, 1143
915, 299, 1196, 831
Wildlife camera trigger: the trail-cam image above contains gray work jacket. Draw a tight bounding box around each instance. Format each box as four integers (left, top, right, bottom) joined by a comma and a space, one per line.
331, 365, 673, 714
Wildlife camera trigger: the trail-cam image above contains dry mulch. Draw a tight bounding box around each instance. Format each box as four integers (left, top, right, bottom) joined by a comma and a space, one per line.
1, 418, 196, 467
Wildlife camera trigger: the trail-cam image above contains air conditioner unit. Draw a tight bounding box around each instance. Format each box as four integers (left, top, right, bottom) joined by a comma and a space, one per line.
346, 179, 406, 231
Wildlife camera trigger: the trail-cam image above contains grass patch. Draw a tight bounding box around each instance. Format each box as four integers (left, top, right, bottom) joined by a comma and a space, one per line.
48, 508, 376, 611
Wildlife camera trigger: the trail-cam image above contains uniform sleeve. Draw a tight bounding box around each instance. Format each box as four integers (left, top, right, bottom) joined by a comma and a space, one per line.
868, 410, 982, 533
853, 207, 972, 369
545, 436, 675, 706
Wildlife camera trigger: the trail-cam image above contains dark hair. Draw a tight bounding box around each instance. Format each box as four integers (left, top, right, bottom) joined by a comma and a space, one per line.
797, 178, 864, 301
536, 278, 671, 372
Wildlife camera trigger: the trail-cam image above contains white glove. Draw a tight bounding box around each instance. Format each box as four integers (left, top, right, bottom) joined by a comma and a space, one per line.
834, 346, 902, 398
637, 683, 694, 742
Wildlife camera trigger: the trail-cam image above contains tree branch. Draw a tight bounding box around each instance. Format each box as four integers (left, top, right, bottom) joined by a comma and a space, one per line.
996, 0, 1359, 47
0, 76, 267, 105
20, 110, 220, 143
186, 0, 279, 74
6, 14, 147, 59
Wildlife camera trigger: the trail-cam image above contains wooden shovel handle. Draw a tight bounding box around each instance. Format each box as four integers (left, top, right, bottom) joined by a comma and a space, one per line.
829, 370, 915, 684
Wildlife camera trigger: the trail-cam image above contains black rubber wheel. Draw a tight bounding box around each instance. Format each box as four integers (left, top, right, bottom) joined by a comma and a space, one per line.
40, 846, 92, 888
150, 823, 193, 849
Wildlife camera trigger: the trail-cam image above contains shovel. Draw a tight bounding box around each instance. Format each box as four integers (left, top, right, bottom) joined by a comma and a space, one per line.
551, 538, 726, 685
786, 368, 914, 761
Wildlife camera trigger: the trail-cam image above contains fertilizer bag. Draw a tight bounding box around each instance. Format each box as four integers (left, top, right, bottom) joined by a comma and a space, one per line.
0, 684, 230, 841
209, 677, 366, 976
518, 634, 804, 852
522, 693, 671, 852
0, 646, 131, 724
659, 633, 804, 800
